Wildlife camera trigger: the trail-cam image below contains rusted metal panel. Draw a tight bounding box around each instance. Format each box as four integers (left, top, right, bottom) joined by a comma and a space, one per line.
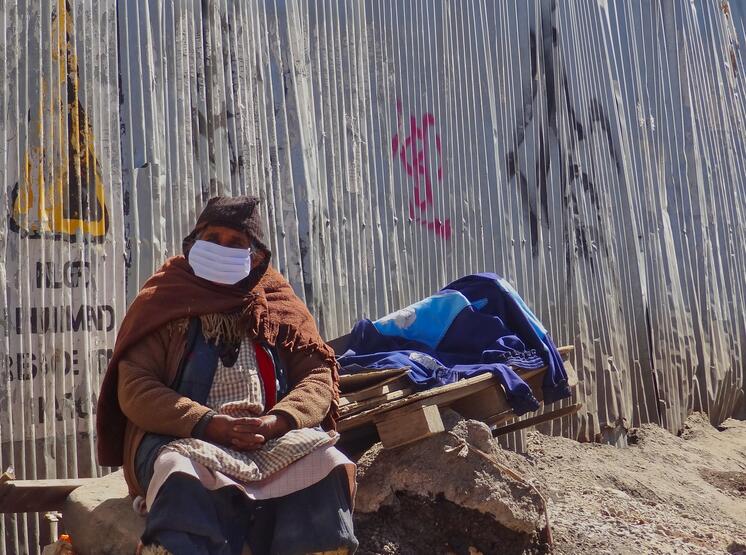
1, 0, 745, 552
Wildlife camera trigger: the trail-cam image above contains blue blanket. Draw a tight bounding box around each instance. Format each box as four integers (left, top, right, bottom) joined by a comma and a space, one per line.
337, 273, 571, 416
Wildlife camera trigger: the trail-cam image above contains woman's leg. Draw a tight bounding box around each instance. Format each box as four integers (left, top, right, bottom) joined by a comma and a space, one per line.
268, 466, 358, 555
142, 473, 256, 555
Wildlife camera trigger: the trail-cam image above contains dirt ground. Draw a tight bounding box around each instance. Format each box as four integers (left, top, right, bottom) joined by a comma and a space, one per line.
532, 413, 746, 555
355, 413, 746, 555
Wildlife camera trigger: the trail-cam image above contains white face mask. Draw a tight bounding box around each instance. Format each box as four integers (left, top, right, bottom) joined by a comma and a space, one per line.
188, 240, 253, 285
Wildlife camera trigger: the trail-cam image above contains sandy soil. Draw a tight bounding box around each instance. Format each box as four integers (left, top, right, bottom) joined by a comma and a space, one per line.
531, 413, 746, 555
356, 413, 746, 555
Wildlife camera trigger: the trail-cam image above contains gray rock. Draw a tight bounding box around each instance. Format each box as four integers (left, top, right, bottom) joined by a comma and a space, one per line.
62, 470, 144, 555
355, 412, 545, 534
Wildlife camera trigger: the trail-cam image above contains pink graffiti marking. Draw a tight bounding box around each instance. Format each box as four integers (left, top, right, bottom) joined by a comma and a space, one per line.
391, 100, 452, 239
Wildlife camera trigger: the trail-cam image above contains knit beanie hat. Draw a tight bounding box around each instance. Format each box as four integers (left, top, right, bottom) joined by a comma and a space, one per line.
182, 196, 266, 254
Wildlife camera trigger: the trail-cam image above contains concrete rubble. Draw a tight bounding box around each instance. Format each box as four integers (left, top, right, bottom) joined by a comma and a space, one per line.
354, 412, 545, 534
62, 470, 143, 555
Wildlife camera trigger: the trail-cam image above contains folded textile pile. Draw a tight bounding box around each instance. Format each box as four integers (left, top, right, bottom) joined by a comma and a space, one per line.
336, 273, 571, 416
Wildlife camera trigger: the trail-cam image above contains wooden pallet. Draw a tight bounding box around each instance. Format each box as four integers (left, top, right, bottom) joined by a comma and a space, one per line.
338, 346, 578, 449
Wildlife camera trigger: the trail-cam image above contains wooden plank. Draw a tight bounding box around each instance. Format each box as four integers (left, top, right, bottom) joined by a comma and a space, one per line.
338, 368, 408, 393
376, 404, 445, 449
339, 387, 415, 417
448, 366, 545, 421
339, 373, 411, 405
558, 345, 574, 359
492, 404, 583, 437
451, 384, 512, 421
0, 478, 97, 513
484, 410, 517, 429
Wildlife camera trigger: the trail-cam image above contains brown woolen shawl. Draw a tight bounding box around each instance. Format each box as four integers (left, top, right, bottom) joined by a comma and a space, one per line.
96, 197, 339, 467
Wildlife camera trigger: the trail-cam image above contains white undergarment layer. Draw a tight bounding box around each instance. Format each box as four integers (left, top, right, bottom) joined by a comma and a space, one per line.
143, 444, 356, 513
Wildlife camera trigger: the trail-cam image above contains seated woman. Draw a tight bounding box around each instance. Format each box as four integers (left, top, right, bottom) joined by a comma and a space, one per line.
96, 196, 358, 555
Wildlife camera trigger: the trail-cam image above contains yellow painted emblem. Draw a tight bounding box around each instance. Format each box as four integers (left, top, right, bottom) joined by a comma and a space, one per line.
11, 0, 109, 240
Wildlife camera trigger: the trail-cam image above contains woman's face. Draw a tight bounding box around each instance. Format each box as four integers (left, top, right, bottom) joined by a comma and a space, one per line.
197, 224, 252, 249
196, 224, 264, 269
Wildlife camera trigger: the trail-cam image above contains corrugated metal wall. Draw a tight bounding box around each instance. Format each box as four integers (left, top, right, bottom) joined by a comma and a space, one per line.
2, 0, 745, 552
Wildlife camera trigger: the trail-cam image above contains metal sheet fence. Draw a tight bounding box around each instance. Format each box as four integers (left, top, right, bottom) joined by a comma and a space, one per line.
1, 1, 745, 552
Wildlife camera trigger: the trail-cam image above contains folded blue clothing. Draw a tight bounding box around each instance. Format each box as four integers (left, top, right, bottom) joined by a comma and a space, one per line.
443, 273, 570, 404
373, 290, 472, 349
337, 273, 571, 415
340, 320, 541, 415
